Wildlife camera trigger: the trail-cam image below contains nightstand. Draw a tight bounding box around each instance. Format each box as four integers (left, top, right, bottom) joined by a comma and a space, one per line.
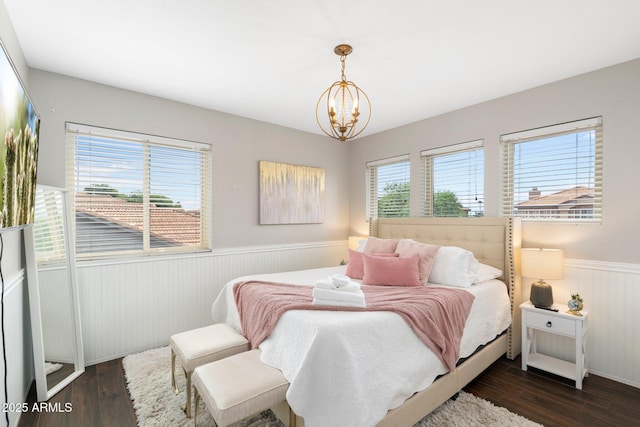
520, 301, 589, 389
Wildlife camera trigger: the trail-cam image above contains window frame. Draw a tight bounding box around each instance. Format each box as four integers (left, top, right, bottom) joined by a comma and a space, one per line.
365, 154, 410, 219
421, 139, 484, 218
500, 117, 603, 223
66, 122, 212, 260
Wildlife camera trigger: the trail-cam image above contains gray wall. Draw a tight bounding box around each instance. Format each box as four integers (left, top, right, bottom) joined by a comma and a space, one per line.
29, 70, 351, 249
350, 58, 640, 264
26, 34, 640, 263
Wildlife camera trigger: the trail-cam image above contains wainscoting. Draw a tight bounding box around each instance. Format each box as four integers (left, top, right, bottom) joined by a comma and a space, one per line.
46, 241, 639, 390
3, 270, 33, 427
74, 240, 348, 365
523, 258, 640, 389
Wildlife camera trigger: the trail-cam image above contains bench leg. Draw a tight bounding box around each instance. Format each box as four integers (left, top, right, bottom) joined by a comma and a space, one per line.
193, 387, 199, 427
184, 369, 193, 418
289, 407, 297, 427
194, 388, 218, 427
171, 349, 179, 395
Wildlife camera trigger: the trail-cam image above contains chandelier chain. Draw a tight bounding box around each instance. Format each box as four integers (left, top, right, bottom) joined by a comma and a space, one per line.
340, 55, 347, 81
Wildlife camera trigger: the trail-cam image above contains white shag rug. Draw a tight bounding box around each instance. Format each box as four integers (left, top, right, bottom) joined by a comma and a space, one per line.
123, 346, 542, 427
45, 362, 63, 376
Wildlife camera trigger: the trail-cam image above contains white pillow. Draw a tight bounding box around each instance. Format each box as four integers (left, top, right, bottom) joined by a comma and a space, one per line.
428, 246, 479, 288
474, 263, 503, 283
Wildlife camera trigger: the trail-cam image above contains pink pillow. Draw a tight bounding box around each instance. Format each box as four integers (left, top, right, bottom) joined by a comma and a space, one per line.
395, 239, 441, 285
345, 249, 399, 279
363, 237, 399, 254
362, 253, 421, 287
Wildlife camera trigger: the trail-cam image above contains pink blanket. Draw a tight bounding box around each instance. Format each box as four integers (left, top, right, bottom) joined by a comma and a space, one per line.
233, 281, 475, 371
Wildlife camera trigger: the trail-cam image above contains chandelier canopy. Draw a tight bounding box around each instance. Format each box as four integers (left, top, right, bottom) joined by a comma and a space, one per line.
316, 44, 371, 141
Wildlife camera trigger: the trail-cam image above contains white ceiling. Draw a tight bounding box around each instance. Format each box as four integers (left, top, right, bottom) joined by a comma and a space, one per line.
5, 0, 640, 138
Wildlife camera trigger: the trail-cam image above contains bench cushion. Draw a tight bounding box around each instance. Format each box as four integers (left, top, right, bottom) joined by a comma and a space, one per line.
170, 324, 248, 372
193, 349, 289, 427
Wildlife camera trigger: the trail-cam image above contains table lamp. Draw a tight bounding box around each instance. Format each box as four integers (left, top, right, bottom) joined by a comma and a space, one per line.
348, 235, 368, 251
521, 248, 563, 310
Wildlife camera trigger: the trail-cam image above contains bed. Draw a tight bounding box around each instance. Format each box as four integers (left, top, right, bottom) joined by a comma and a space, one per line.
211, 217, 522, 427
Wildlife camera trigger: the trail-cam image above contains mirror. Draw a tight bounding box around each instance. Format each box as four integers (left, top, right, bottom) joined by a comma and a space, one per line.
24, 185, 84, 400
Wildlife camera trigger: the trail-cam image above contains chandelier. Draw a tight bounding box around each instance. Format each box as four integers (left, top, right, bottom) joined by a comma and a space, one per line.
316, 44, 371, 141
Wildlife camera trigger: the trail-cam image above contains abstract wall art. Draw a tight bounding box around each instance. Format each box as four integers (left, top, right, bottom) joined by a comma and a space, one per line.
259, 160, 325, 224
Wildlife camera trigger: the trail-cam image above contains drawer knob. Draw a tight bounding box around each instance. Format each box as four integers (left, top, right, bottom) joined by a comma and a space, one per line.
546, 321, 552, 328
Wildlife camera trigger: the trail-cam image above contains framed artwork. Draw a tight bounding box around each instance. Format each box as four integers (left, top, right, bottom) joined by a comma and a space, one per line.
1, 39, 40, 229
259, 160, 325, 224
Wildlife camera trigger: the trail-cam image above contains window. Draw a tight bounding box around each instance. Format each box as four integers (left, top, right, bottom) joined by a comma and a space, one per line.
421, 140, 484, 217
366, 155, 410, 218
66, 123, 212, 258
500, 117, 602, 222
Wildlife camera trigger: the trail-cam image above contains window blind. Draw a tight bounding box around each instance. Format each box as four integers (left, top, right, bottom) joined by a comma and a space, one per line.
32, 186, 67, 265
500, 117, 602, 221
421, 140, 484, 217
66, 123, 212, 258
365, 154, 410, 218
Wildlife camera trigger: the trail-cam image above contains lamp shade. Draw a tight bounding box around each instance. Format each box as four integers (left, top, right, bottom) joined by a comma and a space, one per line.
348, 235, 367, 250
521, 248, 563, 280
522, 248, 563, 309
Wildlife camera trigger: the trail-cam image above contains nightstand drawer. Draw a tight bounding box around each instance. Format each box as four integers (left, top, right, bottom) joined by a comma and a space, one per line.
527, 311, 576, 337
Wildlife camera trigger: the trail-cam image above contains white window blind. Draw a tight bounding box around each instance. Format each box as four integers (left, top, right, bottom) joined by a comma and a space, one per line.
366, 155, 410, 218
66, 123, 212, 258
500, 117, 602, 221
32, 186, 67, 265
421, 140, 484, 217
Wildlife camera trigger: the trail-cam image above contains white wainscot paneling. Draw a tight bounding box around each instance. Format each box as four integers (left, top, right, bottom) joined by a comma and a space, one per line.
524, 259, 640, 389
3, 270, 33, 427
77, 240, 348, 365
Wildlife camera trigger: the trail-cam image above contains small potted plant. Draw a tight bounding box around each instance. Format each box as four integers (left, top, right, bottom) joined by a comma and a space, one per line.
567, 293, 584, 316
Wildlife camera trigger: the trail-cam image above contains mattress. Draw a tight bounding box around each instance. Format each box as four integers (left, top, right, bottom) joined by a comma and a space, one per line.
211, 265, 511, 427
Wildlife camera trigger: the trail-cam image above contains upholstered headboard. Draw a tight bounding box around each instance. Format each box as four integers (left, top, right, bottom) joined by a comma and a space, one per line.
369, 217, 522, 359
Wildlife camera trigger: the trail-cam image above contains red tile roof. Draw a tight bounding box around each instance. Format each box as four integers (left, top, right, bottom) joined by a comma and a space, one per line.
75, 192, 201, 245
516, 186, 594, 207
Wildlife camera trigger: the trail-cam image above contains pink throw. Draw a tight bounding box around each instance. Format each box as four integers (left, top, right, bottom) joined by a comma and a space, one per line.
233, 281, 475, 371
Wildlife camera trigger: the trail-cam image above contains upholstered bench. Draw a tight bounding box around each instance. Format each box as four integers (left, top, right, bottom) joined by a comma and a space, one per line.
192, 349, 296, 427
170, 324, 249, 418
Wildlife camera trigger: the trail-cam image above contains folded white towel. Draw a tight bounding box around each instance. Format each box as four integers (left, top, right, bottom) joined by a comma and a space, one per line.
335, 282, 361, 293
330, 273, 351, 288
315, 276, 361, 293
312, 288, 365, 304
314, 278, 338, 290
312, 297, 366, 308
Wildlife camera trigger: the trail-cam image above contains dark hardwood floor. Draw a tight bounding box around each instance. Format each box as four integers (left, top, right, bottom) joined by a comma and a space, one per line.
465, 357, 640, 427
18, 359, 136, 427
18, 355, 640, 427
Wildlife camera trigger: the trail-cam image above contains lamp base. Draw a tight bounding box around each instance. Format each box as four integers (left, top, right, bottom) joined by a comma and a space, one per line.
530, 280, 554, 309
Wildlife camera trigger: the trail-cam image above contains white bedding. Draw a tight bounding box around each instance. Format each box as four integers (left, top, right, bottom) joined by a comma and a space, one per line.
211, 266, 511, 427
